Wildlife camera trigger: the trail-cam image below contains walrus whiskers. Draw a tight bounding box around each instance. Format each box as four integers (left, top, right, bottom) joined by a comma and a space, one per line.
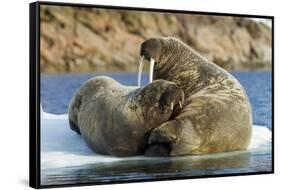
138, 56, 144, 87
149, 58, 155, 83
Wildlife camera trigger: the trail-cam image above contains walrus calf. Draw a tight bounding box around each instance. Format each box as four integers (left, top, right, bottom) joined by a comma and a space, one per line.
139, 37, 252, 156
68, 76, 184, 157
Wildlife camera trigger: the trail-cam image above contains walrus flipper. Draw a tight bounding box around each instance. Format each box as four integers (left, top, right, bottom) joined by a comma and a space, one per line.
145, 120, 180, 156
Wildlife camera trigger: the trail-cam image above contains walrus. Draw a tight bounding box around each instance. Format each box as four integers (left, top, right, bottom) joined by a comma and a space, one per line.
68, 76, 184, 157
139, 37, 252, 156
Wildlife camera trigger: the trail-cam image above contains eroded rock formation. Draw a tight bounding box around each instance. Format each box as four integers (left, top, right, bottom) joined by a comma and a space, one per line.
40, 5, 272, 73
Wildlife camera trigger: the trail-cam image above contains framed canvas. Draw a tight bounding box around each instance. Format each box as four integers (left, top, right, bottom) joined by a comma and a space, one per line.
29, 1, 274, 188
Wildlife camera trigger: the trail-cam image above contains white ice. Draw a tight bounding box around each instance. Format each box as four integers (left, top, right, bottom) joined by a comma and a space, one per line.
248, 125, 272, 149
41, 111, 272, 170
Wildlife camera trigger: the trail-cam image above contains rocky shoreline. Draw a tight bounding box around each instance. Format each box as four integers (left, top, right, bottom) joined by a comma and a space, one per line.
40, 5, 272, 73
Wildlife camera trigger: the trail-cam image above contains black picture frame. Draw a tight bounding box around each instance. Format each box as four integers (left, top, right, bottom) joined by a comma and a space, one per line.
29, 1, 274, 188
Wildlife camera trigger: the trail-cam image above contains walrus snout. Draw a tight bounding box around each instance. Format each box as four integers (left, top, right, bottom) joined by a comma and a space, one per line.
140, 38, 162, 61
159, 83, 185, 111
139, 80, 184, 120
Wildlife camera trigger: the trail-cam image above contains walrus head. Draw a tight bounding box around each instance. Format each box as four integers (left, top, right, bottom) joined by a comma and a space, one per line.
140, 38, 164, 62
139, 37, 210, 94
139, 37, 192, 85
140, 37, 184, 67
138, 79, 184, 118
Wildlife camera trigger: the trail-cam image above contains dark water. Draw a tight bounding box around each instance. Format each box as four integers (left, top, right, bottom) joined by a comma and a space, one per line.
41, 150, 271, 186
40, 71, 272, 186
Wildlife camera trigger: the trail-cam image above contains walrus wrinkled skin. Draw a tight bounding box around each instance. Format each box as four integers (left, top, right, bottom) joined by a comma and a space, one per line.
68, 76, 184, 157
140, 37, 252, 156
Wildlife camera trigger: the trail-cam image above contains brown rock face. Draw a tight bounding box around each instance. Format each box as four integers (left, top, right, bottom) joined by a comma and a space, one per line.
40, 5, 272, 73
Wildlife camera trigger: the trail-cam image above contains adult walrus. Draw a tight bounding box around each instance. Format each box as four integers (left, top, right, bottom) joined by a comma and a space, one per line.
139, 37, 252, 156
68, 76, 184, 157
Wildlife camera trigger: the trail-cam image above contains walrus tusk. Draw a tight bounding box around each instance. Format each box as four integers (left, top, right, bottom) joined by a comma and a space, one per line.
171, 102, 174, 110
138, 56, 144, 87
149, 58, 155, 83
179, 101, 182, 109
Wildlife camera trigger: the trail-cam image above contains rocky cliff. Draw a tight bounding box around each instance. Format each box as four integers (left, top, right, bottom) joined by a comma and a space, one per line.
40, 5, 272, 73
